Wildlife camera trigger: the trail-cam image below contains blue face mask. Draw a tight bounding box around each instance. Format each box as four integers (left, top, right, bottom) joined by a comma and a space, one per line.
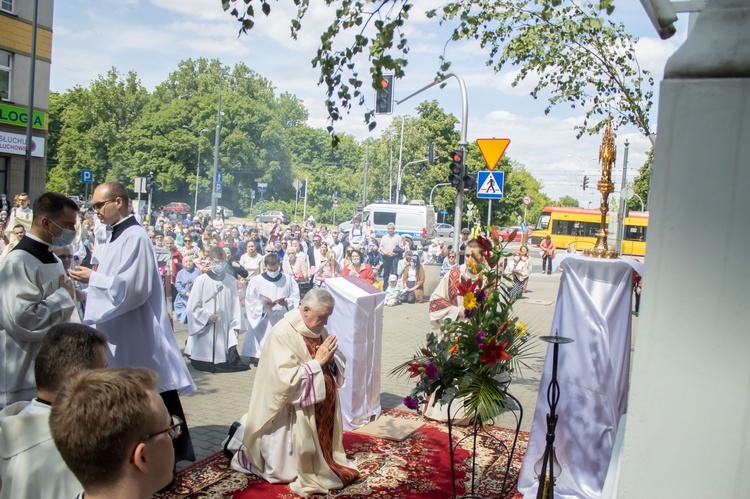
49, 220, 76, 247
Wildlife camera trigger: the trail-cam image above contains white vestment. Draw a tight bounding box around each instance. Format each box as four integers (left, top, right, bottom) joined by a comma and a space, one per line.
185, 272, 242, 363
238, 309, 352, 497
83, 216, 195, 394
0, 400, 82, 499
241, 273, 300, 358
0, 235, 79, 407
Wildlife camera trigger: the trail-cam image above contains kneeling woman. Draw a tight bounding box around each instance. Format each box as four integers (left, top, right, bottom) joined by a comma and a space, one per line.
401, 253, 425, 303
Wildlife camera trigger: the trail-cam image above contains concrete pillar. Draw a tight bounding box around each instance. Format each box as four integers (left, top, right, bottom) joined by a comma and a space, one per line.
617, 1, 750, 497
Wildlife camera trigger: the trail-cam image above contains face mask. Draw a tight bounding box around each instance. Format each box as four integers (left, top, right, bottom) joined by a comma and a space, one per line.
513, 255, 521, 262
49, 220, 77, 247
212, 261, 228, 274
351, 258, 361, 265
266, 269, 280, 278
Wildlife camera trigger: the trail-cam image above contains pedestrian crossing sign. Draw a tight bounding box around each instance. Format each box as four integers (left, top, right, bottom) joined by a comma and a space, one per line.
476, 171, 505, 199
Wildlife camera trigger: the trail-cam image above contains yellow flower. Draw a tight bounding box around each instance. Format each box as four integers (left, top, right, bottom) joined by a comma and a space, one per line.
463, 292, 477, 311
449, 342, 459, 355
466, 258, 478, 274
516, 321, 527, 337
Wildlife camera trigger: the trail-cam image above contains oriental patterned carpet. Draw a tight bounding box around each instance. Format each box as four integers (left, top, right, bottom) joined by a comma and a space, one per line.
155, 408, 529, 499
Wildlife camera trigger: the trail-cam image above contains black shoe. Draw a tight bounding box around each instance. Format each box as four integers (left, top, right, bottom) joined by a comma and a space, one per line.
223, 421, 242, 459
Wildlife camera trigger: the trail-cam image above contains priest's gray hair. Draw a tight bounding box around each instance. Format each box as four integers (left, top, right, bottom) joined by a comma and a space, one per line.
301, 288, 335, 310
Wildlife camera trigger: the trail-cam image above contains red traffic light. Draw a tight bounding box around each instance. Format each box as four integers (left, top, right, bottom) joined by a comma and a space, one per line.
380, 78, 389, 89
449, 151, 463, 162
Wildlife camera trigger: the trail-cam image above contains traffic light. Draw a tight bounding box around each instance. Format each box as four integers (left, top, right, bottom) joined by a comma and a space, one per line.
145, 173, 154, 192
448, 151, 463, 188
464, 172, 477, 191
582, 175, 589, 191
375, 74, 394, 115
427, 143, 435, 164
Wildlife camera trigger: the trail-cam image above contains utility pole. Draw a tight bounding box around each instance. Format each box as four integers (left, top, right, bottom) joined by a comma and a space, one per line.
617, 140, 630, 252
211, 76, 223, 219
362, 144, 369, 206
397, 117, 405, 204
302, 178, 309, 221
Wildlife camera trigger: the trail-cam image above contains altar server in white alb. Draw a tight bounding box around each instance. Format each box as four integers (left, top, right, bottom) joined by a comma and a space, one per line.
242, 253, 300, 358
185, 247, 249, 373
0, 192, 81, 408
67, 181, 196, 463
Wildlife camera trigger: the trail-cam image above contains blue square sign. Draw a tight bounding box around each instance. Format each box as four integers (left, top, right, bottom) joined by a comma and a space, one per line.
81, 169, 93, 184
476, 171, 504, 200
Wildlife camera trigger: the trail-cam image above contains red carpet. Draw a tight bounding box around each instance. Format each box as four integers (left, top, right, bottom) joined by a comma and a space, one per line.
156, 409, 528, 498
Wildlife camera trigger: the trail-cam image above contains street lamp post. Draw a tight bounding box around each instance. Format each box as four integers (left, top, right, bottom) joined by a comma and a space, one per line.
396, 158, 428, 203
396, 72, 468, 251
183, 126, 209, 212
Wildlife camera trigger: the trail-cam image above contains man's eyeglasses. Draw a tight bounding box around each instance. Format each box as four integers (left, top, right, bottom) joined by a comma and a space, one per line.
141, 415, 184, 443
57, 255, 74, 260
92, 199, 116, 211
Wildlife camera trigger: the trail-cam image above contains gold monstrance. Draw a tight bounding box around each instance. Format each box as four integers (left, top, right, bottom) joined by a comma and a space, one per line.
583, 118, 619, 259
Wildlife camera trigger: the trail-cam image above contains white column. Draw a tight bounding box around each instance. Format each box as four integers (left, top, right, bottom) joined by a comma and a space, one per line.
618, 1, 750, 497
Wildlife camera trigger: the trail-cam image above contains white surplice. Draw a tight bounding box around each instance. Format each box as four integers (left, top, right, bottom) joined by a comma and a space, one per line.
0, 400, 82, 499
185, 272, 242, 364
0, 235, 79, 407
83, 216, 195, 394
241, 273, 300, 358
237, 308, 351, 496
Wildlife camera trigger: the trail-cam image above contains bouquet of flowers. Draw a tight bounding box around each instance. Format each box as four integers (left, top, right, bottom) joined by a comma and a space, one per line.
392, 227, 534, 424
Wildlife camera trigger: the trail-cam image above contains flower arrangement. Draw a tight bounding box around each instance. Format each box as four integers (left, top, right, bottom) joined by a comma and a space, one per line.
393, 227, 534, 423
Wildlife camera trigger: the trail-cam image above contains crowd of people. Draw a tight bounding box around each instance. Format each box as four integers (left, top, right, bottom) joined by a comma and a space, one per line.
3, 186, 617, 498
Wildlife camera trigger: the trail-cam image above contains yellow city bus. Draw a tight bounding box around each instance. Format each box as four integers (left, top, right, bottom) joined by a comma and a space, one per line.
530, 207, 648, 257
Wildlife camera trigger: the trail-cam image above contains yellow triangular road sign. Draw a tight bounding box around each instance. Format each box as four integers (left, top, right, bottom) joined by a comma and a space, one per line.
476, 138, 511, 171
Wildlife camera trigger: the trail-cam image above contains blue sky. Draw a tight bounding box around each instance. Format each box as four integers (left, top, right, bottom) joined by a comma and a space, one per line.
50, 0, 689, 206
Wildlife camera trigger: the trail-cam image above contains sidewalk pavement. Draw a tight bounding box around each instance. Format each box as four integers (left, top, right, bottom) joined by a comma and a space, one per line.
174, 245, 636, 466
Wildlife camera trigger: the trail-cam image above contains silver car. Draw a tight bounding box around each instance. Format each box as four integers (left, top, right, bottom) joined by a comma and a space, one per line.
434, 223, 455, 237
195, 205, 235, 218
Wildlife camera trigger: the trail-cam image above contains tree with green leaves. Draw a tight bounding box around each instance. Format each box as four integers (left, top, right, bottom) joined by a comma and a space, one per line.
222, 0, 653, 142
557, 195, 580, 207
628, 148, 652, 212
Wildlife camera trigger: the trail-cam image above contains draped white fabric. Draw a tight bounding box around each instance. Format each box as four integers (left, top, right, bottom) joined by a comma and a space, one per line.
325, 277, 385, 430
518, 256, 638, 499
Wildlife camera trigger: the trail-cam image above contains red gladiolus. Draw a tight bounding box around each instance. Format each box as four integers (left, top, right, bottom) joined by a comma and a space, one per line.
480, 339, 511, 366
407, 362, 425, 378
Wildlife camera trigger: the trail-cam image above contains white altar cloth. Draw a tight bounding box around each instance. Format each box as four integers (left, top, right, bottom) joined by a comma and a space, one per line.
518, 256, 638, 498
325, 276, 385, 430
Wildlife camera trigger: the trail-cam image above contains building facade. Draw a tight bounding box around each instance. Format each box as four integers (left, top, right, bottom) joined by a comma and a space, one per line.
0, 0, 52, 202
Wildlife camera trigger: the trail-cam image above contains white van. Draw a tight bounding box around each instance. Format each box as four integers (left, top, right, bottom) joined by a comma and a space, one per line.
339, 202, 436, 248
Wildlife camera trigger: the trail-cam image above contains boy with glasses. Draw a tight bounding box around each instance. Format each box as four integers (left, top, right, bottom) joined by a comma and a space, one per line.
50, 368, 179, 499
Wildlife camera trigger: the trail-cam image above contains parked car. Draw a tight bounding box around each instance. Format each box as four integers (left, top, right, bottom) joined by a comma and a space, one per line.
161, 202, 191, 214
255, 210, 290, 224
498, 226, 533, 242
434, 223, 455, 237
195, 205, 235, 218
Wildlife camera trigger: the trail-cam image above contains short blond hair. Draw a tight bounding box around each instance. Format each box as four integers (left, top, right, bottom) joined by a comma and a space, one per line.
50, 368, 159, 491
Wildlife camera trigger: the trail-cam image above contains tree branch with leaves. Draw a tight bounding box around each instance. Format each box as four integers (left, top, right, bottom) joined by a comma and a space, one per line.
222, 0, 654, 143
